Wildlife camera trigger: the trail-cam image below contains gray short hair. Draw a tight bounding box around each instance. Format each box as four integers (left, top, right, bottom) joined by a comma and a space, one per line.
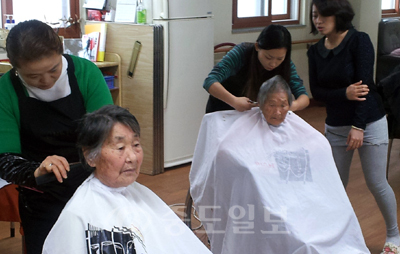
257, 75, 292, 107
76, 105, 140, 171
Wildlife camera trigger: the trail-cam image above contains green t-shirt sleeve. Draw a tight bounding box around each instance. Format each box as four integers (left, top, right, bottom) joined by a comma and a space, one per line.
0, 72, 22, 154
203, 44, 246, 91
288, 60, 308, 99
71, 55, 114, 112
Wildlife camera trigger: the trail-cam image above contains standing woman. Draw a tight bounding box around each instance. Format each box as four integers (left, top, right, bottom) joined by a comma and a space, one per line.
0, 20, 113, 253
204, 24, 309, 113
307, 0, 399, 252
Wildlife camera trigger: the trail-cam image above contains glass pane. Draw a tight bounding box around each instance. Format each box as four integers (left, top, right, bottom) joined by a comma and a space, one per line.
238, 0, 267, 17
13, 0, 70, 28
264, 1, 269, 17
272, 0, 287, 15
382, 0, 395, 9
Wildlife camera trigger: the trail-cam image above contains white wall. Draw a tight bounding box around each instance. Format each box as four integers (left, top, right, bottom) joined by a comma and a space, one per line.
78, 0, 382, 96
211, 0, 382, 97
349, 0, 381, 53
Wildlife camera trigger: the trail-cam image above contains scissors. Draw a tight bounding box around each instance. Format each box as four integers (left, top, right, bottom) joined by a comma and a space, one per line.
248, 99, 258, 105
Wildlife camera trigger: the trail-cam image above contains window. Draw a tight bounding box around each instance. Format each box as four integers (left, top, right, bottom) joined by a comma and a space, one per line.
382, 0, 400, 17
1, 0, 81, 38
233, 0, 301, 30
13, 0, 70, 27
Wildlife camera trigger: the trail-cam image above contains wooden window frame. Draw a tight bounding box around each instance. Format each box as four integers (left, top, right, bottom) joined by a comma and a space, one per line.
57, 0, 81, 38
382, 0, 400, 18
232, 0, 301, 30
273, 0, 291, 20
1, 0, 12, 29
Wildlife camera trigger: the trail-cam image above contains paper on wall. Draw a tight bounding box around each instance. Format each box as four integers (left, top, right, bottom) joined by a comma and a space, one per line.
115, 0, 136, 23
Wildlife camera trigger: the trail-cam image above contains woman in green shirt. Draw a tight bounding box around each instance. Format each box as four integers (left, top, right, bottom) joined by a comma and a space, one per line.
0, 20, 113, 253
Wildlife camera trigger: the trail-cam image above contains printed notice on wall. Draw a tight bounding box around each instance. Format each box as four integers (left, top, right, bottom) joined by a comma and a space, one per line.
115, 0, 137, 23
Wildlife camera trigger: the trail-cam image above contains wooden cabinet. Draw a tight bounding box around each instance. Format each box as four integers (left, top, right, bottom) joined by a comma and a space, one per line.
94, 52, 122, 106
104, 23, 164, 175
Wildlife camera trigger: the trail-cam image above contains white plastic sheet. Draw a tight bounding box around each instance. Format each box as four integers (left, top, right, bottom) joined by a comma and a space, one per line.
190, 108, 370, 254
43, 175, 211, 254
0, 178, 10, 189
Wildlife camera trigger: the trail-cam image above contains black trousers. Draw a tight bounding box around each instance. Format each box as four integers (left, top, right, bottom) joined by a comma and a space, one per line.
18, 188, 66, 254
18, 166, 91, 254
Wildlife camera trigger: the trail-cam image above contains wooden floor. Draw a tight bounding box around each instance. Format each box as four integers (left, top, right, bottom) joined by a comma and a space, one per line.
1, 105, 400, 254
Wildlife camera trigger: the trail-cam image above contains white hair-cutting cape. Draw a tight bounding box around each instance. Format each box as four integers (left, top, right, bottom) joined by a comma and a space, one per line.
190, 108, 370, 254
42, 174, 211, 254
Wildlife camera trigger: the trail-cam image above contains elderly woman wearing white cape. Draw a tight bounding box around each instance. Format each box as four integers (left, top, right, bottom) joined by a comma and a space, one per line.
42, 105, 211, 254
190, 75, 370, 254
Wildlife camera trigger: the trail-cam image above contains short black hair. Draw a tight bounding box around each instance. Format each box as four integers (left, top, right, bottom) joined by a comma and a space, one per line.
310, 0, 355, 35
6, 19, 63, 68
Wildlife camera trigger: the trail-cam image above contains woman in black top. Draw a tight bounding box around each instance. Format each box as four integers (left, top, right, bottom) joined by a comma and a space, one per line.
307, 0, 399, 252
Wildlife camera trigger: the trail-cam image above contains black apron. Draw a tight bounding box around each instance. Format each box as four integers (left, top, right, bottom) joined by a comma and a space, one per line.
11, 54, 91, 254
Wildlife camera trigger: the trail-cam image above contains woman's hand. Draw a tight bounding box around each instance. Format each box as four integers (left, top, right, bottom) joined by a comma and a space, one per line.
208, 83, 258, 112
34, 155, 70, 183
346, 128, 364, 151
232, 97, 258, 112
290, 94, 310, 112
346, 81, 369, 101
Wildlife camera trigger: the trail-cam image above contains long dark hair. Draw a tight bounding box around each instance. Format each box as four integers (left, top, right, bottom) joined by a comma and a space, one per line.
244, 24, 292, 101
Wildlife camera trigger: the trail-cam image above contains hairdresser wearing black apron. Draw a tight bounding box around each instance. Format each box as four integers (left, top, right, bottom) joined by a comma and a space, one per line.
0, 20, 113, 253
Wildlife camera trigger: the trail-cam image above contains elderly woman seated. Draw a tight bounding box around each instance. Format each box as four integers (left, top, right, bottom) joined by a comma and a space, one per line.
190, 75, 370, 254
42, 105, 211, 254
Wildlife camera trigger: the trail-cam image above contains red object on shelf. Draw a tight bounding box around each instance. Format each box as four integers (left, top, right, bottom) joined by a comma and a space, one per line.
87, 9, 110, 22
87, 9, 102, 21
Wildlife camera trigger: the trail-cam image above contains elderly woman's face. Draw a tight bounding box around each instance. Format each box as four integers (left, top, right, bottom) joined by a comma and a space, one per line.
16, 52, 62, 90
261, 91, 289, 126
91, 122, 143, 188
